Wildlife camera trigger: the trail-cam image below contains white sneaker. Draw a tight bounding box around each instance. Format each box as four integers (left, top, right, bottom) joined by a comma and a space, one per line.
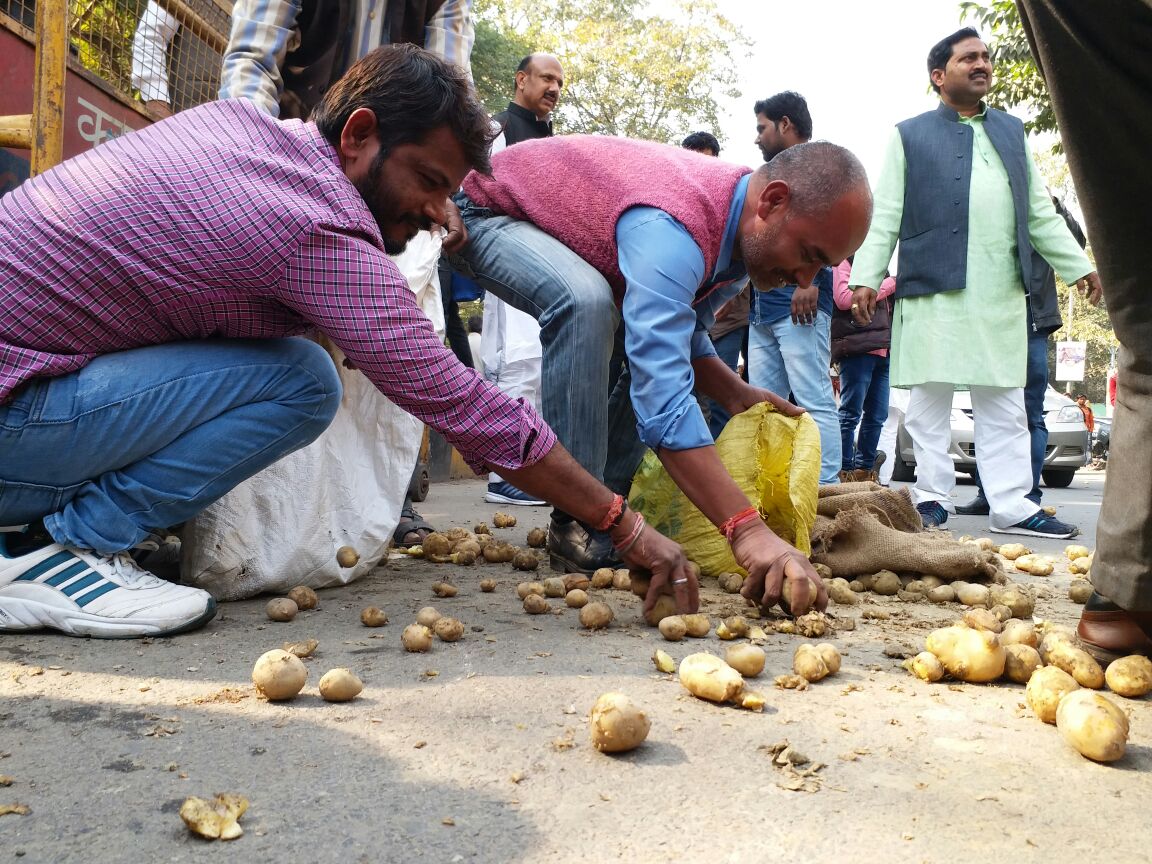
0, 537, 216, 638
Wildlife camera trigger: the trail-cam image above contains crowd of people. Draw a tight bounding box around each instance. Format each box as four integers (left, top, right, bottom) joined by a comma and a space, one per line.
1, 0, 1149, 663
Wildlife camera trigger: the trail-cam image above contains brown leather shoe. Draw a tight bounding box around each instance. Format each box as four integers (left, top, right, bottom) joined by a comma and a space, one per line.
1076, 591, 1152, 662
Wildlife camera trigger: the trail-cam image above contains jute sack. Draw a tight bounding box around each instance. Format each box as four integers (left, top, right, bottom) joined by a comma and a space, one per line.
815, 486, 923, 534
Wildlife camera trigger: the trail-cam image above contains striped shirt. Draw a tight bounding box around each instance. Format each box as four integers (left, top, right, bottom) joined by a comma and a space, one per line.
219, 0, 474, 116
0, 99, 552, 473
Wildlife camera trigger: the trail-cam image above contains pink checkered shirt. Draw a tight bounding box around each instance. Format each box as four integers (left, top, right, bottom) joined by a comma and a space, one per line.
0, 99, 553, 472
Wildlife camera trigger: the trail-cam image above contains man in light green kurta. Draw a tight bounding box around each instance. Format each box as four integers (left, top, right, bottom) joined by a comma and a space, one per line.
848, 27, 1101, 539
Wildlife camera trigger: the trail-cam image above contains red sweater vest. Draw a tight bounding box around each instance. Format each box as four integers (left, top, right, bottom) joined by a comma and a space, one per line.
462, 135, 752, 302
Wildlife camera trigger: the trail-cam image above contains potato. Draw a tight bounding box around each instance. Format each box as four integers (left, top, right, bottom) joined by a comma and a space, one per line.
848, 579, 866, 593
1014, 554, 1038, 573
998, 543, 1031, 561
251, 649, 307, 701
565, 589, 590, 608
793, 644, 830, 682
179, 793, 249, 841
360, 607, 388, 627
452, 550, 477, 566
919, 575, 944, 590
1064, 544, 1091, 562
523, 594, 550, 615
1027, 559, 1054, 577
480, 578, 497, 593
453, 538, 481, 557
725, 643, 766, 677
1069, 556, 1093, 576
415, 606, 441, 628
482, 542, 516, 563
816, 643, 842, 675
579, 601, 614, 630
989, 604, 1014, 623
909, 651, 945, 683
723, 616, 750, 638
1068, 580, 1093, 604
542, 577, 566, 598
589, 693, 651, 753
318, 668, 363, 702
401, 624, 433, 652
998, 619, 1038, 648
282, 638, 318, 658
591, 567, 615, 589
827, 578, 859, 606
1056, 690, 1129, 762
1026, 665, 1080, 723
855, 573, 876, 591
336, 545, 360, 567
433, 617, 465, 642
526, 527, 548, 548
1002, 644, 1043, 684
962, 608, 1002, 633
643, 594, 678, 627
1104, 655, 1152, 698
432, 581, 458, 598
926, 584, 956, 604
611, 569, 632, 591
1046, 643, 1105, 689
658, 616, 687, 641
1038, 629, 1076, 663
286, 586, 318, 611
422, 533, 452, 557
679, 653, 744, 703
681, 614, 711, 638
870, 570, 900, 596
954, 582, 990, 608
997, 587, 1035, 619
444, 527, 470, 543
652, 649, 677, 674
812, 562, 833, 580
516, 582, 545, 600
924, 625, 1005, 683
266, 598, 298, 622
474, 522, 490, 535
717, 572, 743, 594
512, 551, 539, 571
563, 573, 591, 592
779, 576, 822, 615
492, 512, 517, 528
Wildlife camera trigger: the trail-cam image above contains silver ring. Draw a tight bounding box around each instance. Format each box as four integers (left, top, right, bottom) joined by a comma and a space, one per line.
672, 577, 689, 585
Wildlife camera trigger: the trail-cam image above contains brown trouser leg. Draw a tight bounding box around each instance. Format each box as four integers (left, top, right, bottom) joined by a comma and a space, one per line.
1017, 0, 1152, 608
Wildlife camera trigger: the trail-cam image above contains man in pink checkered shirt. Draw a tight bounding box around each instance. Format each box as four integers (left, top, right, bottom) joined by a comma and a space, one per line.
0, 45, 694, 639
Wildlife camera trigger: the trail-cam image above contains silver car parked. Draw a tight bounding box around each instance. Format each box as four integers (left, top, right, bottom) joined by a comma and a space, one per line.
891, 387, 1090, 487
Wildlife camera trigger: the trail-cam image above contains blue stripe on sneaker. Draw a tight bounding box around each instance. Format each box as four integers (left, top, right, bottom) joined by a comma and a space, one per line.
45, 562, 89, 587
15, 551, 74, 581
74, 581, 118, 607
61, 572, 103, 597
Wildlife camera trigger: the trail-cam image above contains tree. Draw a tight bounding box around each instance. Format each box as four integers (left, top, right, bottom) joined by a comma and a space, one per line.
472, 0, 747, 144
959, 1, 1055, 136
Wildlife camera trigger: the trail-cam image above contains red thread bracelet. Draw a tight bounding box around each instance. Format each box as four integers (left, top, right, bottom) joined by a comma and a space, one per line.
612, 513, 646, 554
719, 506, 760, 541
594, 493, 626, 532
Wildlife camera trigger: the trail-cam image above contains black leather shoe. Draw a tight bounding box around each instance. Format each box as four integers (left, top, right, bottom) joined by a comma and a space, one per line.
547, 519, 621, 574
955, 496, 990, 516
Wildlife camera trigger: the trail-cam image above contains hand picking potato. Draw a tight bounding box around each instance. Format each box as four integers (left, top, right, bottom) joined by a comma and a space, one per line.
780, 575, 822, 614
1104, 655, 1152, 698
793, 644, 830, 683
1056, 690, 1129, 762
681, 614, 711, 638
908, 651, 945, 683
924, 625, 1005, 683
287, 586, 318, 610
589, 693, 651, 753
252, 649, 307, 701
433, 617, 465, 642
318, 668, 363, 702
643, 594, 678, 627
1002, 644, 1042, 684
402, 624, 434, 652
679, 653, 744, 703
658, 616, 687, 641
1026, 665, 1080, 723
1046, 644, 1105, 689
565, 589, 590, 608
266, 598, 298, 622
360, 607, 388, 627
725, 643, 766, 677
579, 601, 614, 630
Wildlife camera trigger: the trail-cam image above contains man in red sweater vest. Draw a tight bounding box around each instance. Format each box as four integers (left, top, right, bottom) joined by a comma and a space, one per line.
451, 137, 871, 612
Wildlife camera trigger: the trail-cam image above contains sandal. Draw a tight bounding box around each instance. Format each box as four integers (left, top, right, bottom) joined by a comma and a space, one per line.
393, 506, 435, 547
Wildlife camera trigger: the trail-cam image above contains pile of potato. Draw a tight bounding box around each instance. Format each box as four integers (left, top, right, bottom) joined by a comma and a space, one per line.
401, 518, 554, 570
250, 648, 364, 704
906, 615, 1147, 762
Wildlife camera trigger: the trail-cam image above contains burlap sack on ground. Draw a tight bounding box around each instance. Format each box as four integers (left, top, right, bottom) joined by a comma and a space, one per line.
629, 403, 820, 578
810, 508, 1003, 582
818, 481, 882, 497
816, 486, 923, 533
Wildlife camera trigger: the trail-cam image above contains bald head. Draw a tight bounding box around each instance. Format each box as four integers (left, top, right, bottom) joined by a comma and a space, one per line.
741, 141, 873, 290
514, 53, 564, 120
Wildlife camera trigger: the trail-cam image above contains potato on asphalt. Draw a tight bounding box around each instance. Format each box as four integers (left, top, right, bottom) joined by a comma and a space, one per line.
1002, 644, 1042, 684
286, 586, 318, 610
725, 643, 766, 677
658, 616, 687, 641
1026, 666, 1080, 724
1104, 655, 1152, 698
908, 652, 945, 683
1056, 690, 1129, 762
318, 668, 363, 702
679, 653, 744, 703
589, 693, 651, 753
924, 625, 1005, 683
251, 649, 307, 701
265, 598, 298, 622
579, 601, 614, 629
401, 624, 433, 652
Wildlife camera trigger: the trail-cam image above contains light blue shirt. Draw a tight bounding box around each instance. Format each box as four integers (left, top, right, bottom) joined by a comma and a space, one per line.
616, 174, 750, 452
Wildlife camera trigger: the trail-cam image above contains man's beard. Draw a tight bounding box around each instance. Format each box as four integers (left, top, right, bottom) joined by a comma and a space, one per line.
743, 219, 790, 289
355, 150, 432, 255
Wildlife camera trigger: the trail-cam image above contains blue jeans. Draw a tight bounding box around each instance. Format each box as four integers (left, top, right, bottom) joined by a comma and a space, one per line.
973, 330, 1048, 505
450, 195, 621, 484
747, 310, 842, 483
0, 339, 341, 554
838, 353, 891, 470
706, 327, 747, 439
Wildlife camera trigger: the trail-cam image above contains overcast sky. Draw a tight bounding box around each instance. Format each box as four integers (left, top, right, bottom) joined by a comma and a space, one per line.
708, 0, 991, 181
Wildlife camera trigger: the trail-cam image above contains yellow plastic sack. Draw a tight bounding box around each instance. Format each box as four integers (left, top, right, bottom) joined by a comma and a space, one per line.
628, 403, 820, 578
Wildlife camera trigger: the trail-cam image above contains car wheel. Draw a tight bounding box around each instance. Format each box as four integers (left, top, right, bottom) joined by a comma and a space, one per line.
1041, 469, 1075, 489
891, 452, 916, 483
